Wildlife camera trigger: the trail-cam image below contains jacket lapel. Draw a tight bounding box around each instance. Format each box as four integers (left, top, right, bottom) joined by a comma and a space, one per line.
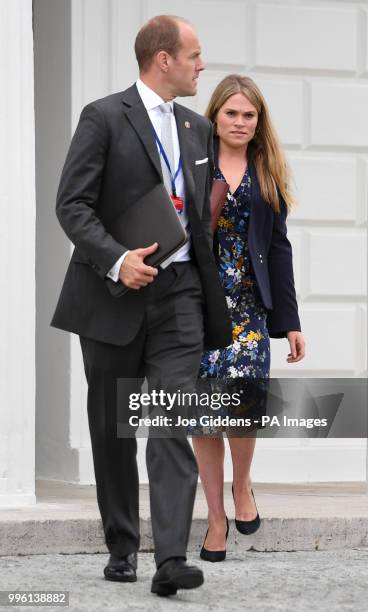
121, 86, 196, 202
248, 161, 273, 240
174, 103, 196, 203
121, 85, 163, 180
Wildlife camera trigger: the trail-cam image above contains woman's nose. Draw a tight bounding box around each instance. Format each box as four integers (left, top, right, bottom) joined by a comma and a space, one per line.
235, 117, 246, 126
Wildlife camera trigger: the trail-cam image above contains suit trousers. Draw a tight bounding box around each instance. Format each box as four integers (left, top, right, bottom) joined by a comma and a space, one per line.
79, 262, 204, 567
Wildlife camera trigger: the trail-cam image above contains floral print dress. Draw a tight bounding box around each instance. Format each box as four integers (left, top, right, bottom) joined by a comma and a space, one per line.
199, 165, 270, 388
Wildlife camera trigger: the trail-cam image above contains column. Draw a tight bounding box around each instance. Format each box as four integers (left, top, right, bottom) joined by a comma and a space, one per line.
0, 0, 36, 506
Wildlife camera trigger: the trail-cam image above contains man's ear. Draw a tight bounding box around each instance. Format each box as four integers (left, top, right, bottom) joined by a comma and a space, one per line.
156, 50, 170, 73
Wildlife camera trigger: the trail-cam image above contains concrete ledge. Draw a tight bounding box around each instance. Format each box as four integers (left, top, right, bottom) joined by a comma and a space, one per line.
0, 481, 367, 556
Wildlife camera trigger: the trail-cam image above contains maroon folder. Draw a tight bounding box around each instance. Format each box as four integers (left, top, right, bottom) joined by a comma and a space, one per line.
210, 179, 229, 231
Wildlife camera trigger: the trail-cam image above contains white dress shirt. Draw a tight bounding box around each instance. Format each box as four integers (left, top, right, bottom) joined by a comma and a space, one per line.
107, 78, 191, 282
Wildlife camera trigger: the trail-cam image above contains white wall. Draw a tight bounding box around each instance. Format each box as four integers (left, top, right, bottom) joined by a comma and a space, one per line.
33, 0, 82, 484
143, 0, 368, 482
0, 0, 36, 506
35, 0, 367, 485
143, 0, 368, 381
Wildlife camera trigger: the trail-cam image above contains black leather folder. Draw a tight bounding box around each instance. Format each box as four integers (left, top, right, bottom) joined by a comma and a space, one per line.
106, 182, 188, 297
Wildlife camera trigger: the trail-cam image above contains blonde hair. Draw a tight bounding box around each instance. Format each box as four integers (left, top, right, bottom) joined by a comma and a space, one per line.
205, 74, 296, 212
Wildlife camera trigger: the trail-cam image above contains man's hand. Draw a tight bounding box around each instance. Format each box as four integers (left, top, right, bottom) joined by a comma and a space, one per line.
286, 331, 305, 363
119, 243, 159, 289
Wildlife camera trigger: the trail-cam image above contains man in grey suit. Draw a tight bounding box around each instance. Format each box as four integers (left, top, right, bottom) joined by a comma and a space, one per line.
52, 15, 231, 597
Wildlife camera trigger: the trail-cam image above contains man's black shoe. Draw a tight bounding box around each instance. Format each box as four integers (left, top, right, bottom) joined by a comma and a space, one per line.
151, 558, 204, 597
104, 552, 137, 582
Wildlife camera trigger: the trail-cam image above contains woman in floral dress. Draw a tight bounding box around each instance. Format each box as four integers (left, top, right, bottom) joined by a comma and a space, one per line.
192, 75, 305, 562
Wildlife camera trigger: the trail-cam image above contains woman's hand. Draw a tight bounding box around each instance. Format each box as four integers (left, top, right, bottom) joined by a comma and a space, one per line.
286, 331, 305, 363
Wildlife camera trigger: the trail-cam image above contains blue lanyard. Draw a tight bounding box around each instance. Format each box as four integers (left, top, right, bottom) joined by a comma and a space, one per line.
152, 127, 182, 196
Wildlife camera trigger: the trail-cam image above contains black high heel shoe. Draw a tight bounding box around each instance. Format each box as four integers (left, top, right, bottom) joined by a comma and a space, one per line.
200, 516, 229, 562
232, 485, 261, 535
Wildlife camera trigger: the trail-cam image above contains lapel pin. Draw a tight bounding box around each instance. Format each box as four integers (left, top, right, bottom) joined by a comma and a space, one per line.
185, 121, 191, 129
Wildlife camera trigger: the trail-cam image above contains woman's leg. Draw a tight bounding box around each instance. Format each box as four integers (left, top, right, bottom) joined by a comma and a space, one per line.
227, 435, 258, 520
192, 436, 228, 550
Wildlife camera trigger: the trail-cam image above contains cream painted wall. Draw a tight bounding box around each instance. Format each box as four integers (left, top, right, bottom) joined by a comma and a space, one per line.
34, 0, 367, 486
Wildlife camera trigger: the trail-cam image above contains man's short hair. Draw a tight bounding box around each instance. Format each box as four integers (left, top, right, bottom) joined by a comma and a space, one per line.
135, 15, 189, 73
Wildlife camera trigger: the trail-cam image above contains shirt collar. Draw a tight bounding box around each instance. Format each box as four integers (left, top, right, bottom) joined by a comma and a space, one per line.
136, 78, 174, 112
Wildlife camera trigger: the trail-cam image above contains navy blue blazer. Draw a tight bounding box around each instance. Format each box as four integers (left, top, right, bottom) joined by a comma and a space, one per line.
214, 141, 301, 338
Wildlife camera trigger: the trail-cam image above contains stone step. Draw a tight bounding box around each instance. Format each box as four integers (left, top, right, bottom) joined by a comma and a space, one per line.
0, 481, 367, 556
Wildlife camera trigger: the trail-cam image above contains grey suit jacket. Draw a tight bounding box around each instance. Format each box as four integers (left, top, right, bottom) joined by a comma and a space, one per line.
51, 84, 232, 349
